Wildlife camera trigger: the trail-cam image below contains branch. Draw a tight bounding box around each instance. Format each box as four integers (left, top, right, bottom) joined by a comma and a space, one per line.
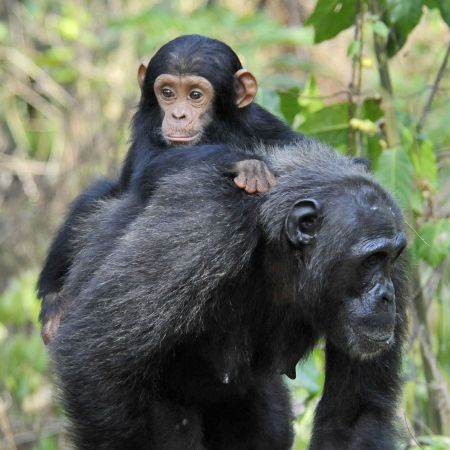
419, 328, 450, 436
417, 40, 450, 134
348, 0, 365, 157
368, 0, 401, 148
0, 398, 17, 450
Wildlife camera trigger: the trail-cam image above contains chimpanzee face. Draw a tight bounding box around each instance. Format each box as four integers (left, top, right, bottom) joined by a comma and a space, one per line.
284, 190, 407, 360
153, 74, 215, 146
137, 62, 258, 146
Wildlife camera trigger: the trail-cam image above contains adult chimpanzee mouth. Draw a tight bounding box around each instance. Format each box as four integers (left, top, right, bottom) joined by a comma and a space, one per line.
361, 331, 394, 346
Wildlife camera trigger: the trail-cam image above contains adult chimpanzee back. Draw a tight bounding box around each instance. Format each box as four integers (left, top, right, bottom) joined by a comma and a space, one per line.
51, 139, 408, 450
37, 34, 300, 345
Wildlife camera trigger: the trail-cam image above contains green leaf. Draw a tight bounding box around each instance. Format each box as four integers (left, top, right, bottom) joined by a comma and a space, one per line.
296, 97, 383, 154
297, 103, 350, 151
413, 220, 450, 267
438, 0, 450, 26
361, 97, 383, 121
0, 332, 48, 401
372, 20, 390, 39
0, 272, 40, 326
373, 147, 413, 208
385, 0, 424, 57
423, 0, 439, 8
33, 436, 59, 450
295, 354, 323, 394
347, 40, 362, 58
0, 22, 8, 43
57, 17, 81, 41
298, 76, 324, 114
278, 88, 301, 126
306, 0, 356, 43
411, 140, 438, 189
256, 88, 282, 118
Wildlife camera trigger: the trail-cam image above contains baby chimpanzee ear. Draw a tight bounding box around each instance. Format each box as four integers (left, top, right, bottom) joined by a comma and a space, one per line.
234, 69, 258, 108
137, 63, 148, 90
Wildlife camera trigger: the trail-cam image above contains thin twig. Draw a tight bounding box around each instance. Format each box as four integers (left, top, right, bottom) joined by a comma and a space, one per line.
407, 261, 447, 350
348, 0, 365, 156
0, 154, 58, 176
369, 0, 401, 147
419, 328, 450, 435
0, 398, 17, 450
417, 40, 450, 134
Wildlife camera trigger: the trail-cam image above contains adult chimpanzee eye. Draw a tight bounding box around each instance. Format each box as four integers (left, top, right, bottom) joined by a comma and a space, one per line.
162, 88, 174, 98
189, 90, 203, 100
363, 252, 387, 268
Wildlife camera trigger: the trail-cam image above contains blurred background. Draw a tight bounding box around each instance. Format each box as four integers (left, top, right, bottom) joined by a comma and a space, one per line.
0, 0, 449, 449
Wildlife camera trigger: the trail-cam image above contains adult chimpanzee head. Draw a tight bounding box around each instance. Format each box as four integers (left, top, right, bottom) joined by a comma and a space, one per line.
263, 151, 408, 361
137, 35, 257, 145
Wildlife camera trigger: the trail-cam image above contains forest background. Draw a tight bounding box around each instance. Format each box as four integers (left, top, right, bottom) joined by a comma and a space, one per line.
0, 0, 449, 449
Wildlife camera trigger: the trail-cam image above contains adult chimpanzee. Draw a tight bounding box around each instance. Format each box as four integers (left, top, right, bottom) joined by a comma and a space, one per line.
37, 34, 301, 344
51, 139, 408, 450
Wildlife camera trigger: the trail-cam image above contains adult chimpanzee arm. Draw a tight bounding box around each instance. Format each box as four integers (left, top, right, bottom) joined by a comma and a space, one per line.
310, 344, 402, 450
37, 179, 120, 342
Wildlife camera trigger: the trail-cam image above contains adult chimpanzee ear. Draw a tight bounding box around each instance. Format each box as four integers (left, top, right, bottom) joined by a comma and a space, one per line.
137, 63, 148, 90
285, 199, 320, 248
234, 69, 258, 108
353, 157, 371, 171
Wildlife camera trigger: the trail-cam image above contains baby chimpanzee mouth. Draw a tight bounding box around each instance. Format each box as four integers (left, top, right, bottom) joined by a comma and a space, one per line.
167, 133, 200, 143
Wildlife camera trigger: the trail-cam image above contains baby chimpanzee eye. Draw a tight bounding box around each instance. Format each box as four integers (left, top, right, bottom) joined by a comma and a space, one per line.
189, 91, 203, 100
162, 88, 174, 98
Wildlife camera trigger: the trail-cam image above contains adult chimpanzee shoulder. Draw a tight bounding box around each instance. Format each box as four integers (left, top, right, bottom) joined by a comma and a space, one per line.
52, 139, 408, 450
37, 34, 302, 344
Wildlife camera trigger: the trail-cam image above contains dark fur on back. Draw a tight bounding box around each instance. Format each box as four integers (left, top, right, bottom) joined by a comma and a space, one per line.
52, 139, 408, 450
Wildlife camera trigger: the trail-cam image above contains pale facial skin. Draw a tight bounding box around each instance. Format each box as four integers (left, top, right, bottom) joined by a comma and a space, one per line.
154, 74, 215, 145
149, 71, 274, 193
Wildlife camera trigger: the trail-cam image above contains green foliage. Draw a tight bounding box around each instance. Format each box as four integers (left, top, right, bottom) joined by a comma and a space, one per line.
109, 7, 312, 58
0, 271, 41, 326
411, 140, 438, 190
1, 0, 449, 447
33, 437, 59, 450
278, 80, 383, 155
0, 272, 48, 403
409, 436, 450, 450
425, 0, 450, 27
297, 103, 350, 151
306, 0, 356, 43
384, 0, 424, 57
413, 220, 450, 267
290, 348, 324, 449
373, 147, 413, 207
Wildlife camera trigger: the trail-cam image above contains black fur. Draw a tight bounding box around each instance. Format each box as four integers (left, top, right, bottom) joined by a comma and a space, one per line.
37, 35, 300, 317
51, 140, 408, 450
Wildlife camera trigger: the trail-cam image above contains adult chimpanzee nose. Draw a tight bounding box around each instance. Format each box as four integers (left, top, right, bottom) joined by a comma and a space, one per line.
378, 281, 395, 312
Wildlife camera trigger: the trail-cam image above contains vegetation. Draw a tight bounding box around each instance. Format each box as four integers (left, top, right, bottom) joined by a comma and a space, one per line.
0, 1, 449, 449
